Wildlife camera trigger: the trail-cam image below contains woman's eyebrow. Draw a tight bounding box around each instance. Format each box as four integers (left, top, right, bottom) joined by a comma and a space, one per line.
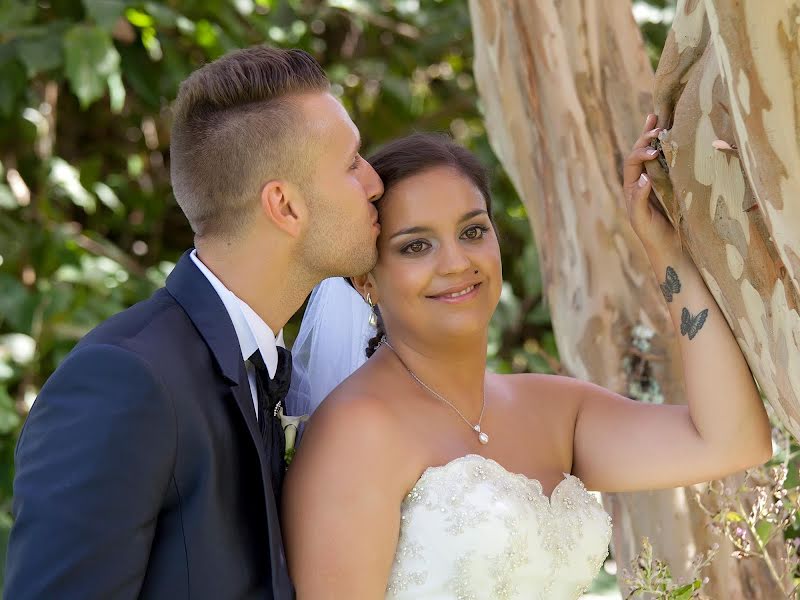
389, 225, 430, 240
388, 209, 489, 240
459, 209, 488, 222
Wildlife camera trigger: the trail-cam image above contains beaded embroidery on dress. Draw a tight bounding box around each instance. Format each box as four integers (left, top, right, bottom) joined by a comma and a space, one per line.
385, 454, 612, 600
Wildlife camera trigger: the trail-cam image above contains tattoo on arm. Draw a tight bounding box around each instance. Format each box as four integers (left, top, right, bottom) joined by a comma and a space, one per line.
680, 307, 709, 340
660, 266, 681, 303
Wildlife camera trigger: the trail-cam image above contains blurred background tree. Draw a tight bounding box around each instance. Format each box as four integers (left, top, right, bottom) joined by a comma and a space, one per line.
0, 0, 676, 591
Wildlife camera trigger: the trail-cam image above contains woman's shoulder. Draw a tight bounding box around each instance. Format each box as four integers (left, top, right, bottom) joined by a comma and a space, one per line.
301, 370, 397, 451
495, 371, 588, 403
491, 371, 592, 435
288, 361, 415, 491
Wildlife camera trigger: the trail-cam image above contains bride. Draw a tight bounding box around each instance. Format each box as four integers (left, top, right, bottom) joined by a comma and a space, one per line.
281, 115, 772, 599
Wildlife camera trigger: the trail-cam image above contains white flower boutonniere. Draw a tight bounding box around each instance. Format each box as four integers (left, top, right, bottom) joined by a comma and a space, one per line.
277, 407, 309, 466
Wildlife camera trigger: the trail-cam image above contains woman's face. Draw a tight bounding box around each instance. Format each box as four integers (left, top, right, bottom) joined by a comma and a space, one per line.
368, 166, 502, 344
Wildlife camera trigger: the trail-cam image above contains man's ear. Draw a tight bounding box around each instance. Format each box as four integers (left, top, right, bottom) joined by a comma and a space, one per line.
260, 180, 305, 237
350, 273, 376, 303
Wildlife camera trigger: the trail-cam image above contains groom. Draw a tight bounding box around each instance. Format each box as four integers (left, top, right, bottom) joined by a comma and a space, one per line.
4, 46, 383, 599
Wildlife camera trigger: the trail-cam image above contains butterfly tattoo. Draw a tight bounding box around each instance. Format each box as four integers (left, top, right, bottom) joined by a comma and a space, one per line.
680, 307, 709, 340
660, 266, 681, 303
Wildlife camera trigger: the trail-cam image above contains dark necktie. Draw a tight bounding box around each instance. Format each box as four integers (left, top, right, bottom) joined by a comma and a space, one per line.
249, 347, 292, 503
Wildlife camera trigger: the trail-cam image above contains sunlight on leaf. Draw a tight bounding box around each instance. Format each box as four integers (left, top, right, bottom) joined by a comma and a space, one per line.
63, 25, 121, 108
125, 7, 154, 28
49, 158, 95, 213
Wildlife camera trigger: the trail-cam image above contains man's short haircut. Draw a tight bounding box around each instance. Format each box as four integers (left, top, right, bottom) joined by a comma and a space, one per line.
170, 46, 330, 239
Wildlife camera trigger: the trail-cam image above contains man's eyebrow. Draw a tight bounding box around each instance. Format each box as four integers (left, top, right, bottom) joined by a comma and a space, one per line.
389, 209, 489, 240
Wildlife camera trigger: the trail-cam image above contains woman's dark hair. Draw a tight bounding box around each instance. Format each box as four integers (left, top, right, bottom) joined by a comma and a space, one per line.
358, 132, 496, 358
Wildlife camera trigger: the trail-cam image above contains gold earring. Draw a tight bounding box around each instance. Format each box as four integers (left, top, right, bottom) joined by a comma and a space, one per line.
366, 293, 378, 327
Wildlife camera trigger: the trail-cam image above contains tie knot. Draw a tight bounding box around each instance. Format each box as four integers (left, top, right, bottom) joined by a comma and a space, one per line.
248, 349, 268, 373
249, 348, 292, 405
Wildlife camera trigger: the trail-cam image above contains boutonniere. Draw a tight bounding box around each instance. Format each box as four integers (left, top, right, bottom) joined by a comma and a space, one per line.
277, 406, 309, 466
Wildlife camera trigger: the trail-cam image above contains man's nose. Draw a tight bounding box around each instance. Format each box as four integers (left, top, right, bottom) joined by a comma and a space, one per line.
364, 163, 384, 203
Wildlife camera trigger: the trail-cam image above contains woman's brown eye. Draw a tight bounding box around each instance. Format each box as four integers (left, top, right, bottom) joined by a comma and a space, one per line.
464, 226, 485, 239
409, 242, 424, 252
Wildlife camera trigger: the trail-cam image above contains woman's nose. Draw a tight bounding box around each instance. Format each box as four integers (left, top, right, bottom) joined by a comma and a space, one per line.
437, 242, 472, 275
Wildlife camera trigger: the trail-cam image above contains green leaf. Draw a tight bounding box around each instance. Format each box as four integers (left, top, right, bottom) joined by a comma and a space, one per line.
0, 0, 36, 35
107, 71, 125, 113
526, 301, 551, 326
0, 387, 21, 435
15, 32, 64, 76
143, 2, 181, 27
0, 274, 34, 335
0, 49, 26, 117
125, 7, 153, 28
63, 25, 121, 109
49, 157, 96, 213
672, 580, 701, 600
195, 20, 218, 48
92, 182, 123, 213
755, 520, 774, 544
82, 0, 127, 31
0, 185, 15, 209
141, 26, 162, 60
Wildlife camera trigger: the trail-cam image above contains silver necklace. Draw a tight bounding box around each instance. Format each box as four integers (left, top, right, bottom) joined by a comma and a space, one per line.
380, 337, 489, 445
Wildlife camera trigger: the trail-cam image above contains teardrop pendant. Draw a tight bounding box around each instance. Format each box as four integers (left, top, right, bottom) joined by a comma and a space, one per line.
478, 432, 489, 445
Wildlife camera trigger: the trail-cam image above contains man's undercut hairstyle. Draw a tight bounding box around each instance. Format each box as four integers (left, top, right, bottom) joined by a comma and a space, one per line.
170, 46, 330, 239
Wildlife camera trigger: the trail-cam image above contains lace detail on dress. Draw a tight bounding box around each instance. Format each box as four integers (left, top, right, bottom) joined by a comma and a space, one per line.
385, 454, 612, 600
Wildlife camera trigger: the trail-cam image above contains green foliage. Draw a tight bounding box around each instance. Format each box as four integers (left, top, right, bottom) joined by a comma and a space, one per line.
695, 422, 800, 594
0, 0, 674, 590
64, 25, 125, 110
622, 537, 717, 599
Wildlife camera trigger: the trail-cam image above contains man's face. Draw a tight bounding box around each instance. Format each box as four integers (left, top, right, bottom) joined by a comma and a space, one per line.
294, 93, 384, 279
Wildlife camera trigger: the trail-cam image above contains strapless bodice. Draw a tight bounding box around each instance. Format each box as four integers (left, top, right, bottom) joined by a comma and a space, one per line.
385, 454, 612, 600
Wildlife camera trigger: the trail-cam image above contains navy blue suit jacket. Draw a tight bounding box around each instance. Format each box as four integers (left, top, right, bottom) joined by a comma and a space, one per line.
4, 251, 293, 599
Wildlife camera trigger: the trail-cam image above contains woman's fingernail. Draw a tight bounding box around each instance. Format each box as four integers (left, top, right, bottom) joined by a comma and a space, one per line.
646, 148, 658, 155
638, 173, 649, 187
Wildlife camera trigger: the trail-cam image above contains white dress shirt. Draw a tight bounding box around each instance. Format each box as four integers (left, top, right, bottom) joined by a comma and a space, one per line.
190, 250, 284, 418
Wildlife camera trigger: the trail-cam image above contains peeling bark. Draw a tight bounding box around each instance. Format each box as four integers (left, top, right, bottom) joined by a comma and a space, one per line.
650, 0, 800, 440
468, 0, 792, 596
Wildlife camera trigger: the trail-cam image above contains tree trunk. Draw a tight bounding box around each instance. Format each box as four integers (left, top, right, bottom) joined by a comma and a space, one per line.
650, 0, 800, 440
468, 0, 791, 596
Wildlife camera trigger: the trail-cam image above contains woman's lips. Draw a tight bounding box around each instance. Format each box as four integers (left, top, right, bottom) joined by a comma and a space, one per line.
428, 282, 482, 303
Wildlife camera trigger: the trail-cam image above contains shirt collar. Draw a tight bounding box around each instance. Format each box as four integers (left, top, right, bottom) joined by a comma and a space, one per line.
190, 250, 283, 378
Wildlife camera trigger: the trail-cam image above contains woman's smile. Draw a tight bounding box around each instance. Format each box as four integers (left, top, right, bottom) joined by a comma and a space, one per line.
427, 281, 483, 303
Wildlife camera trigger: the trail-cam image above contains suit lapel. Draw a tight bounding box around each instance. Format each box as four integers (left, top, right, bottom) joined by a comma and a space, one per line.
166, 251, 292, 595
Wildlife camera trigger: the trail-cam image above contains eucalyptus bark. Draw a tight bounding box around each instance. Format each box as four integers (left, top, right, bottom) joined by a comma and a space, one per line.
468, 0, 796, 596
650, 0, 800, 440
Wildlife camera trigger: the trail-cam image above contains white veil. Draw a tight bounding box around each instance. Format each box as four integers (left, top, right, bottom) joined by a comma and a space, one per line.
285, 277, 374, 420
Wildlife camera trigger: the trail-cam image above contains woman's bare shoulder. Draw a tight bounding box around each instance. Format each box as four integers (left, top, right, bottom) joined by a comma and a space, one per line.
300, 370, 395, 450
497, 371, 587, 405
287, 360, 414, 494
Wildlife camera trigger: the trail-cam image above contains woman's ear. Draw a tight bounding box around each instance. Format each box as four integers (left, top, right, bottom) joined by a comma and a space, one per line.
260, 180, 306, 237
350, 273, 376, 303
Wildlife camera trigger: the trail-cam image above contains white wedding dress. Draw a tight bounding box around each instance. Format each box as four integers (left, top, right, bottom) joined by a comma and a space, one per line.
385, 454, 612, 600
